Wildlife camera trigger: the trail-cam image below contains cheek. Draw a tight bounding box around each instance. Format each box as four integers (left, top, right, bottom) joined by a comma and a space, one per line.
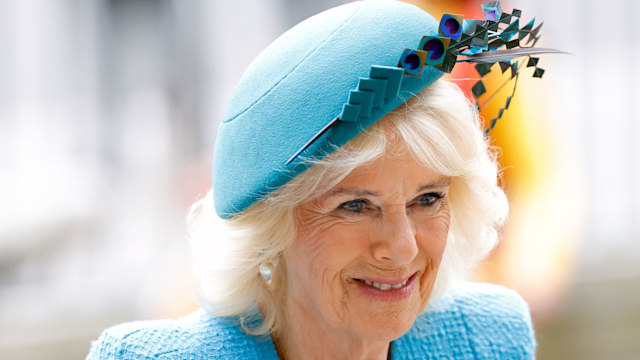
414, 212, 450, 306
285, 218, 371, 294
415, 212, 450, 259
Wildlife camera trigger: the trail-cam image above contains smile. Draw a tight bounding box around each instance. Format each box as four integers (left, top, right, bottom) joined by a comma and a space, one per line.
356, 278, 409, 291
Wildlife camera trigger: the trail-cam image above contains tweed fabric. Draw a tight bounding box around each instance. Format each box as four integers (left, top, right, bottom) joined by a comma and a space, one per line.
86, 282, 536, 359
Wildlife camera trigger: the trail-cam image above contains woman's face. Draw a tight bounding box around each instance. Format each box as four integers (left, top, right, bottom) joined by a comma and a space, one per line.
282, 142, 451, 342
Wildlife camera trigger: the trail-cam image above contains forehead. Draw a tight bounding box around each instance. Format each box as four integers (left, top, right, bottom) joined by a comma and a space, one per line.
331, 150, 449, 197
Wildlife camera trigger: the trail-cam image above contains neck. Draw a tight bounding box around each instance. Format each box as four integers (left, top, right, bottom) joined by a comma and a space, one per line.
272, 298, 391, 360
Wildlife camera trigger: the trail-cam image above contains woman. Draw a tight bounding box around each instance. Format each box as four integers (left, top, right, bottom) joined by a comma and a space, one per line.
88, 1, 540, 358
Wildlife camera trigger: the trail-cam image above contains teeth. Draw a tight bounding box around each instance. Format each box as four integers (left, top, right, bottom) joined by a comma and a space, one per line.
361, 278, 409, 291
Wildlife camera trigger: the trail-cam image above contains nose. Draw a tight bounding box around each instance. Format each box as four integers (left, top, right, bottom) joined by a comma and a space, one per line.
371, 210, 418, 265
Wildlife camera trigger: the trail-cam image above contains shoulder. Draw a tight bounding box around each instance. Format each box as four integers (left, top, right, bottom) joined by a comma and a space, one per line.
394, 282, 536, 359
435, 281, 534, 322
86, 310, 279, 360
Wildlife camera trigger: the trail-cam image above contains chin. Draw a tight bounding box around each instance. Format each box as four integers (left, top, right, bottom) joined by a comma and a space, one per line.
344, 272, 437, 341
355, 308, 420, 341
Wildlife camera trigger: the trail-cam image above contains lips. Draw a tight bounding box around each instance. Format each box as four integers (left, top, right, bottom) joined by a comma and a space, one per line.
353, 273, 416, 291
355, 278, 409, 290
351, 272, 418, 301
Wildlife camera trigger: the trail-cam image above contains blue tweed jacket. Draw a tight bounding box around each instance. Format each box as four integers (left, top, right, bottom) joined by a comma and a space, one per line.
86, 282, 536, 359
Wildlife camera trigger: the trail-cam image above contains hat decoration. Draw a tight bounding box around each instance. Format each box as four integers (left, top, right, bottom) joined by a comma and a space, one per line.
286, 0, 563, 165
213, 0, 564, 218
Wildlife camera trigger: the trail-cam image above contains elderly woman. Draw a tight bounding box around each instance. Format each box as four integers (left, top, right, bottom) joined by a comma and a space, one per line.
88, 1, 541, 359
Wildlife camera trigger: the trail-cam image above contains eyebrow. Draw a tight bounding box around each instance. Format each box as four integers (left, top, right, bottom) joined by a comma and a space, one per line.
325, 188, 379, 198
416, 177, 451, 192
325, 177, 451, 199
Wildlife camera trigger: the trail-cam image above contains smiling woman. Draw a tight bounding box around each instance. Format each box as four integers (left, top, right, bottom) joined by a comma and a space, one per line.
189, 79, 512, 348
283, 141, 452, 355
87, 1, 539, 359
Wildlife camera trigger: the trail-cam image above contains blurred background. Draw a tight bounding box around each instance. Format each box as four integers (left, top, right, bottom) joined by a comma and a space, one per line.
0, 0, 638, 359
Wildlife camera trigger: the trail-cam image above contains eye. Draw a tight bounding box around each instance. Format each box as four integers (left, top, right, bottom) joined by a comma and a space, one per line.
418, 192, 444, 206
338, 199, 367, 213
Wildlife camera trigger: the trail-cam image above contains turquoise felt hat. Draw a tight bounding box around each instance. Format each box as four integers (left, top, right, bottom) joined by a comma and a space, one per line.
212, 0, 552, 218
213, 0, 443, 218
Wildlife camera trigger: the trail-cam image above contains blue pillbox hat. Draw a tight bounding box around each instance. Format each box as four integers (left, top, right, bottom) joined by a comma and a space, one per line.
213, 0, 444, 218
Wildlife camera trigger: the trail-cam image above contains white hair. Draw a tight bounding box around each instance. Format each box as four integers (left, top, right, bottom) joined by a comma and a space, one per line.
188, 79, 509, 336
